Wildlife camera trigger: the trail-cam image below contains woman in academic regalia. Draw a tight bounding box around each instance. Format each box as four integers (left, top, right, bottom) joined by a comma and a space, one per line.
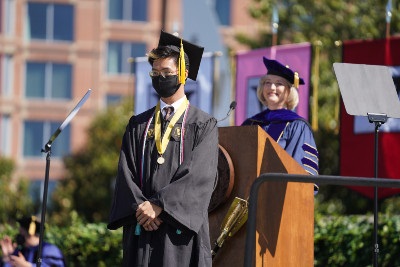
242, 57, 319, 180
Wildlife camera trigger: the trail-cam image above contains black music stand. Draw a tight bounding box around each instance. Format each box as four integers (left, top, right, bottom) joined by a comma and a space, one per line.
333, 63, 400, 267
37, 89, 91, 267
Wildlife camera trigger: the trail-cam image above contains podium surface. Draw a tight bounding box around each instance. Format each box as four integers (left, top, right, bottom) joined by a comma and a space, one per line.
209, 126, 314, 266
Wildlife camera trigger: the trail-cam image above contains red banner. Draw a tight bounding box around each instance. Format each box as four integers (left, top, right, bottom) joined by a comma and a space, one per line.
341, 37, 400, 199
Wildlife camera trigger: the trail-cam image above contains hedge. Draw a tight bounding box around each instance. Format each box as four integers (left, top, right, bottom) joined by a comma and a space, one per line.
1, 214, 400, 266
0, 213, 122, 266
314, 214, 400, 267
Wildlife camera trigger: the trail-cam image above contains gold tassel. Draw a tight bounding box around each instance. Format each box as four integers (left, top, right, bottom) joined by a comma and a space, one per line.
178, 39, 186, 85
29, 216, 36, 235
294, 72, 299, 89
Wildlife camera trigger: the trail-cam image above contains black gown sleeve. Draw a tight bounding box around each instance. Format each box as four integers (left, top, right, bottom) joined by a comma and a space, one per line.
107, 116, 148, 230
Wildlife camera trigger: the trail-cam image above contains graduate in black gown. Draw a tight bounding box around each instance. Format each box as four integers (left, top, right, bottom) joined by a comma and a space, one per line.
242, 57, 319, 183
108, 31, 219, 267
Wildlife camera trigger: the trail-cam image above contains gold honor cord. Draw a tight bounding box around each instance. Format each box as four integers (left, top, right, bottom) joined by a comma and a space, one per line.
154, 97, 189, 164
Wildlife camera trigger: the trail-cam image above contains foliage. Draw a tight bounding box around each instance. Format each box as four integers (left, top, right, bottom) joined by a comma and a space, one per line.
0, 212, 123, 266
0, 157, 34, 224
314, 214, 400, 267
51, 99, 134, 224
2, 213, 400, 266
48, 212, 123, 266
315, 186, 375, 215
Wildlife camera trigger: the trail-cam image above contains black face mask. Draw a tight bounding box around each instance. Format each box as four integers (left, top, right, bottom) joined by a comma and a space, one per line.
152, 75, 180, 98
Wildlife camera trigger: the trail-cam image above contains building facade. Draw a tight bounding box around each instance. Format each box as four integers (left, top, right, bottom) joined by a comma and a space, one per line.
0, 0, 261, 200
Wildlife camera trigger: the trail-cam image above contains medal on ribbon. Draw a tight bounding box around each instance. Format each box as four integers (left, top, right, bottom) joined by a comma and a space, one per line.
154, 97, 189, 164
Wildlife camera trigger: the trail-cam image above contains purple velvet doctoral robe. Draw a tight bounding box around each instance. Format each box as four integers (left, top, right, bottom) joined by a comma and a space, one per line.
2, 242, 65, 267
242, 108, 319, 175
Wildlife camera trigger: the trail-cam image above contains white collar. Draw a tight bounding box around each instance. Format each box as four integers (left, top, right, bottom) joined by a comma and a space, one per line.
160, 95, 186, 115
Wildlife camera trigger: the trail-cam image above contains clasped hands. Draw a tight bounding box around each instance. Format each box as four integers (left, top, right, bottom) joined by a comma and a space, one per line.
136, 201, 163, 231
1, 236, 31, 267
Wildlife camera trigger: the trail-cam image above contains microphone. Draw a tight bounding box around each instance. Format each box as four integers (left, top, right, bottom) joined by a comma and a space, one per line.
217, 101, 237, 123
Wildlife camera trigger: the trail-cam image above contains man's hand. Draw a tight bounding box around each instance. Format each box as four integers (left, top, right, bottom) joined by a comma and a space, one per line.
136, 201, 163, 231
1, 236, 15, 263
9, 252, 32, 267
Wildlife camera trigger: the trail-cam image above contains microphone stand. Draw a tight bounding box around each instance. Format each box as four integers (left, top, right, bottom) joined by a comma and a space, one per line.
36, 89, 91, 267
37, 143, 53, 267
217, 101, 237, 123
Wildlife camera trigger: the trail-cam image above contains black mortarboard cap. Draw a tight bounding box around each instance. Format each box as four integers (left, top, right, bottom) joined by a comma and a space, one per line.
263, 57, 305, 88
158, 30, 204, 81
17, 216, 42, 235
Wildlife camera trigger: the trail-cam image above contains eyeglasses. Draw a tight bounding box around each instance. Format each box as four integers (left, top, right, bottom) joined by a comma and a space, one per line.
262, 81, 287, 88
149, 70, 177, 78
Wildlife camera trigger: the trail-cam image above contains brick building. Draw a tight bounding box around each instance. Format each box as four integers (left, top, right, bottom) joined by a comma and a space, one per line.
0, 0, 262, 201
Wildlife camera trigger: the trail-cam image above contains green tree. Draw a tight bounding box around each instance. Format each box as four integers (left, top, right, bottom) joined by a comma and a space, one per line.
0, 157, 34, 223
51, 99, 134, 223
237, 0, 400, 214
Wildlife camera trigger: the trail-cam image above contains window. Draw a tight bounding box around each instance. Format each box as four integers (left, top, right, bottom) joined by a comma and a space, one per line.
106, 94, 123, 106
107, 41, 146, 74
108, 0, 147, 21
0, 114, 11, 156
2, 0, 15, 35
215, 0, 231, 26
25, 62, 72, 99
27, 2, 74, 41
29, 180, 58, 211
23, 120, 71, 158
1, 54, 13, 97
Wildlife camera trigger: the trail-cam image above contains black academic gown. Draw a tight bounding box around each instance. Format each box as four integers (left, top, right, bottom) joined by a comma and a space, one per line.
108, 104, 219, 267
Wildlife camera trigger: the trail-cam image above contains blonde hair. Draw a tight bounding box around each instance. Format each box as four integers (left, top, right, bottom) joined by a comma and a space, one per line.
256, 74, 299, 110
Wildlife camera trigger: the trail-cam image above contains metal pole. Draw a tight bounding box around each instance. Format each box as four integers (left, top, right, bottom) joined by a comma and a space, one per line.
37, 151, 51, 267
373, 122, 381, 267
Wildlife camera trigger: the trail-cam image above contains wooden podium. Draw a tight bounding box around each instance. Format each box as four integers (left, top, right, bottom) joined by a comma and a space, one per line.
209, 125, 314, 266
